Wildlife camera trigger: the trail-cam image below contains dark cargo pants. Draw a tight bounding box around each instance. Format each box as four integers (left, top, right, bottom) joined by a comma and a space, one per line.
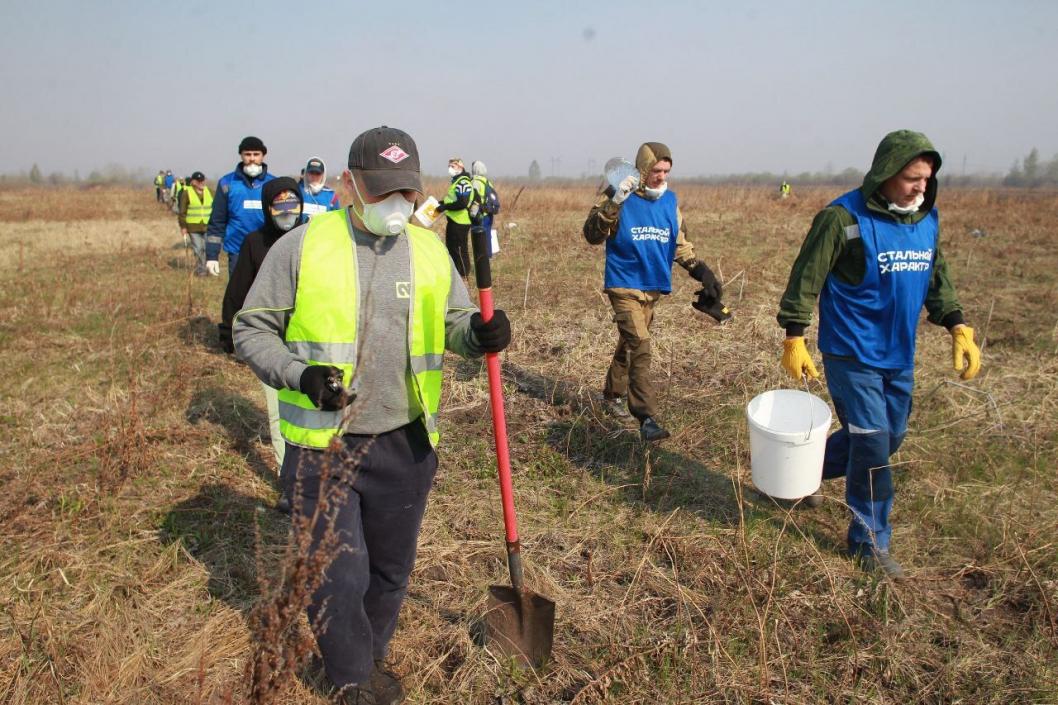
603, 289, 662, 420
283, 420, 437, 689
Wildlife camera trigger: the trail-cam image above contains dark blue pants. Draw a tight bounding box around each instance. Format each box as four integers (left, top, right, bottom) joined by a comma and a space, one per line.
283, 421, 438, 688
226, 250, 239, 275
821, 356, 914, 554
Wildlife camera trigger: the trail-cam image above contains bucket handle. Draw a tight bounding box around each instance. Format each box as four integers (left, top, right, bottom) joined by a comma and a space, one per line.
801, 374, 815, 443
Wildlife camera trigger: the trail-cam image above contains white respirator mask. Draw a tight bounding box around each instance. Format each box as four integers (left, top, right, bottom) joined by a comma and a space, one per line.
643, 181, 668, 200
352, 177, 413, 237
243, 163, 263, 178
307, 180, 324, 195
274, 213, 299, 231
448, 166, 460, 177
888, 193, 925, 215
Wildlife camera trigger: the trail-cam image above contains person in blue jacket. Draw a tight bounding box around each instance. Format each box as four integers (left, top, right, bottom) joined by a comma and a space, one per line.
298, 157, 341, 223
205, 136, 276, 276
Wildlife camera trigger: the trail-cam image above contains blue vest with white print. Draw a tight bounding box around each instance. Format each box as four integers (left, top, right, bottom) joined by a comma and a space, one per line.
604, 190, 680, 292
299, 182, 340, 222
219, 169, 276, 254
818, 189, 938, 370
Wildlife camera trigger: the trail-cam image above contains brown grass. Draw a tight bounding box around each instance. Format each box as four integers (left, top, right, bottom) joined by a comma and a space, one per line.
0, 186, 1055, 704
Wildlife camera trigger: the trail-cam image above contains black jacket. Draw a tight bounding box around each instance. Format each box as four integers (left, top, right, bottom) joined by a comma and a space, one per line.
219, 177, 303, 351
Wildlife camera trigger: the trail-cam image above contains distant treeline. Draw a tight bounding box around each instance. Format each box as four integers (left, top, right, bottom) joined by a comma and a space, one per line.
1002, 148, 1058, 187
0, 163, 150, 188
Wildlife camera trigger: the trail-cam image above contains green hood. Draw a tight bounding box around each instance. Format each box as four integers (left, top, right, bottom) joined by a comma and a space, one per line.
861, 130, 942, 211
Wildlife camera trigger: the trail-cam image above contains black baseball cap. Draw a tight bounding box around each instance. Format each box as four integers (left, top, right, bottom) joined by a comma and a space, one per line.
191, 171, 205, 181
304, 158, 324, 174
347, 126, 422, 197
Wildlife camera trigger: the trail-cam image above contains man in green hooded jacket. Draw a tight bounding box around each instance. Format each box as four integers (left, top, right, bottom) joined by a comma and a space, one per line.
776, 130, 982, 578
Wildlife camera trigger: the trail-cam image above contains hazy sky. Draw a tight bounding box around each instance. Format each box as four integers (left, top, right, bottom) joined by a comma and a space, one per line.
2, 0, 1056, 180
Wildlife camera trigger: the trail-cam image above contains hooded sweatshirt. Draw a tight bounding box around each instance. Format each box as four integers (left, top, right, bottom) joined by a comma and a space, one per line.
298, 157, 341, 222
777, 130, 963, 336
583, 141, 703, 281
219, 177, 304, 348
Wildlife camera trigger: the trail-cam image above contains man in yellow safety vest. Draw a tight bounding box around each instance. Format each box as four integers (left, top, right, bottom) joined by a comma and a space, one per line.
178, 171, 212, 276
233, 126, 511, 704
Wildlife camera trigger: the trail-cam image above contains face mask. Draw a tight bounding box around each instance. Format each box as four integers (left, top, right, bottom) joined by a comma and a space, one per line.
243, 163, 263, 178
888, 193, 925, 215
274, 213, 299, 231
643, 181, 668, 200
351, 177, 413, 236
448, 166, 460, 177
306, 179, 324, 195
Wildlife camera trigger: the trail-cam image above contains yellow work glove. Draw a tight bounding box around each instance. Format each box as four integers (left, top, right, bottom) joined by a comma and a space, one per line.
781, 337, 819, 380
951, 325, 981, 380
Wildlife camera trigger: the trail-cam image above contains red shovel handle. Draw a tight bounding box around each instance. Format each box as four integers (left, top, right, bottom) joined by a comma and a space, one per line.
471, 226, 524, 590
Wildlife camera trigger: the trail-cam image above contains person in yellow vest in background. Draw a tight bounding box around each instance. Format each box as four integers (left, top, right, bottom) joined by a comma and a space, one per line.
179, 172, 212, 276
170, 176, 186, 215
780, 180, 792, 199
233, 126, 511, 704
154, 170, 165, 203
433, 157, 474, 279
470, 160, 501, 257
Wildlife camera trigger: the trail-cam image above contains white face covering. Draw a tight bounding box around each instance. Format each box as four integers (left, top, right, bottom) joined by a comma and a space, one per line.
274, 213, 299, 231
243, 163, 263, 178
888, 193, 925, 215
448, 166, 460, 177
306, 180, 324, 194
643, 181, 668, 200
351, 177, 413, 236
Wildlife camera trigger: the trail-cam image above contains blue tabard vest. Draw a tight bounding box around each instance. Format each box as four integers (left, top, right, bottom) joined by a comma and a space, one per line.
299, 182, 340, 222
604, 190, 680, 292
818, 189, 938, 370
219, 168, 276, 255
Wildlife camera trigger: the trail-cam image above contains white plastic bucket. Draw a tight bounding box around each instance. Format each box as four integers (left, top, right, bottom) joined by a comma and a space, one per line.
746, 389, 832, 499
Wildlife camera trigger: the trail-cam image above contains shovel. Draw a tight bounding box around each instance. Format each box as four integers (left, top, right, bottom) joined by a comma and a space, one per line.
470, 225, 555, 669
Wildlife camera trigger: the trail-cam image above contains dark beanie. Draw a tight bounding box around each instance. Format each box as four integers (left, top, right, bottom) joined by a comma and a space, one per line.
238, 136, 267, 154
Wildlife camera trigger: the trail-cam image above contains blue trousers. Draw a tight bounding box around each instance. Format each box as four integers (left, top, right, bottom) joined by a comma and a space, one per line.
821, 356, 914, 554
285, 421, 437, 688
226, 250, 239, 275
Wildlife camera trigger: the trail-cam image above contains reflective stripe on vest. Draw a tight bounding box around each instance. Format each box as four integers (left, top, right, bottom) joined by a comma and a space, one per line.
277, 211, 451, 449
185, 187, 213, 224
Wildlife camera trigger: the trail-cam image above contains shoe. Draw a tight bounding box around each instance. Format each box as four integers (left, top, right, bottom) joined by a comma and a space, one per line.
599, 395, 631, 418
370, 662, 405, 705
639, 417, 670, 442
334, 685, 379, 705
853, 549, 905, 580
275, 494, 291, 515
802, 493, 823, 509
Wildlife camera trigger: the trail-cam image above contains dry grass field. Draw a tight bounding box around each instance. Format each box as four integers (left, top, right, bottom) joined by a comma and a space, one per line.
1, 184, 1056, 704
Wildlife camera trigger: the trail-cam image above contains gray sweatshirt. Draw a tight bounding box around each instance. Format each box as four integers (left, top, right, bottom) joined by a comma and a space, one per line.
233, 210, 482, 434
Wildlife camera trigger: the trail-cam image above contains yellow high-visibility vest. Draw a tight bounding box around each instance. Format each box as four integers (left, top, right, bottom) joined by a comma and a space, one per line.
272, 210, 452, 448
185, 187, 213, 224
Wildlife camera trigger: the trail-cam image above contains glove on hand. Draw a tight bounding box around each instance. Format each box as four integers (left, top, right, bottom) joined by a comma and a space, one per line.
205, 260, 220, 276
689, 262, 722, 301
471, 310, 512, 353
217, 324, 235, 354
951, 325, 981, 380
611, 175, 638, 205
182, 230, 189, 247
299, 365, 350, 411
434, 201, 447, 213
781, 337, 820, 380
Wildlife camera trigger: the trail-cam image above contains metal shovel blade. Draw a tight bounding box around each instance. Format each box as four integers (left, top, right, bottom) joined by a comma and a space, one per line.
485, 585, 555, 668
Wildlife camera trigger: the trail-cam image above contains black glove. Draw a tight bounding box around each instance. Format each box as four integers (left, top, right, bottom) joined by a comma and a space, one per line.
689, 262, 722, 301
470, 310, 511, 353
434, 202, 447, 213
299, 365, 349, 411
692, 288, 733, 323
218, 323, 235, 354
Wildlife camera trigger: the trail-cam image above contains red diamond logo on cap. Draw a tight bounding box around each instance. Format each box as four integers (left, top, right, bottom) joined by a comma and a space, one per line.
379, 146, 409, 164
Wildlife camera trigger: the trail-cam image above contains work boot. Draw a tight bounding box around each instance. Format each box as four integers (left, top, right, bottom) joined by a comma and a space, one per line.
639, 417, 670, 442
334, 685, 379, 705
275, 494, 291, 515
599, 394, 631, 418
802, 492, 824, 509
370, 662, 406, 705
854, 549, 905, 580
